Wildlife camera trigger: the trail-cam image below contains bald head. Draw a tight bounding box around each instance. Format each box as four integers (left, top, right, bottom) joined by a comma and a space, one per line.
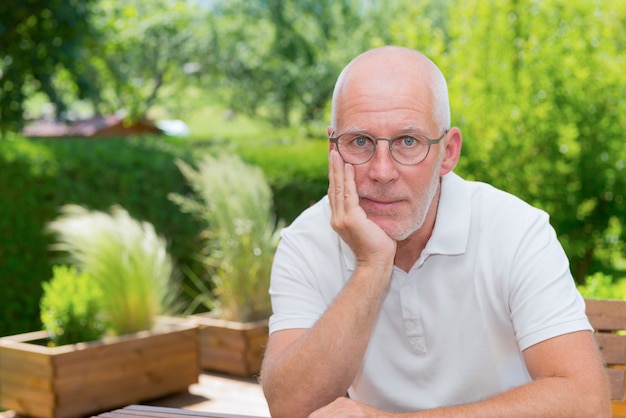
330, 46, 450, 134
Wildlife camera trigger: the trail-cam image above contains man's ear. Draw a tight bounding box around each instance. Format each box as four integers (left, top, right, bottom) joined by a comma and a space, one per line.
440, 127, 462, 176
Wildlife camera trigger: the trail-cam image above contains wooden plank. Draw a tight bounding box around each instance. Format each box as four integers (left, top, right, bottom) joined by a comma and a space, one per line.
54, 370, 197, 418
247, 332, 268, 346
54, 350, 198, 398
0, 344, 53, 376
0, 319, 199, 418
192, 317, 267, 376
595, 333, 626, 365
0, 382, 55, 418
245, 353, 263, 372
607, 368, 626, 401
54, 331, 197, 380
0, 367, 54, 390
0, 379, 55, 403
201, 330, 248, 351
586, 299, 626, 331
52, 326, 197, 368
613, 400, 626, 417
191, 316, 268, 331
200, 345, 245, 361
242, 324, 269, 339
200, 328, 266, 353
246, 336, 267, 356
201, 357, 250, 376
198, 331, 266, 376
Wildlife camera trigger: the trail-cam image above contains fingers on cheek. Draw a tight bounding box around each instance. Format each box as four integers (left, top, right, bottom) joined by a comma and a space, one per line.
328, 160, 344, 198
331, 211, 358, 234
343, 162, 355, 184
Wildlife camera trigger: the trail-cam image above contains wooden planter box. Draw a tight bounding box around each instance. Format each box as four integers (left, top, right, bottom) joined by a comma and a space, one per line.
0, 317, 199, 418
189, 314, 268, 377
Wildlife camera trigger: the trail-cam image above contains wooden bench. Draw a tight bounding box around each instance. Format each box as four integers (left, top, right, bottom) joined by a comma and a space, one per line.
585, 298, 626, 416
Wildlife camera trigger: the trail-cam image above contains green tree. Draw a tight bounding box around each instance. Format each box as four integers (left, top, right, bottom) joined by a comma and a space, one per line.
0, 0, 211, 134
0, 0, 96, 135
85, 0, 212, 119
441, 0, 626, 282
379, 0, 625, 283
209, 0, 375, 127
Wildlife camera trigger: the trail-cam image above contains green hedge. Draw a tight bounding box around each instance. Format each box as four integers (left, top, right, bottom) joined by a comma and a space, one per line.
0, 136, 329, 337
0, 137, 203, 337
236, 139, 329, 224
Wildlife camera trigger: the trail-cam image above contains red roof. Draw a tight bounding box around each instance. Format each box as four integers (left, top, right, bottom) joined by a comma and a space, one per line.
23, 115, 163, 138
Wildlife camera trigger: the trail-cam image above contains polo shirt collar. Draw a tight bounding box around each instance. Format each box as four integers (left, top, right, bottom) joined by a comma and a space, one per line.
339, 171, 470, 271
424, 171, 470, 257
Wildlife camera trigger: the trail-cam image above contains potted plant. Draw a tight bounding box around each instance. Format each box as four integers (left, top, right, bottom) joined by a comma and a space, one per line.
169, 153, 282, 377
0, 206, 199, 418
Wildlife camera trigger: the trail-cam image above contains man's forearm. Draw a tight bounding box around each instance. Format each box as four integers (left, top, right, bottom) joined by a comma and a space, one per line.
409, 374, 610, 418
261, 262, 393, 418
311, 374, 610, 417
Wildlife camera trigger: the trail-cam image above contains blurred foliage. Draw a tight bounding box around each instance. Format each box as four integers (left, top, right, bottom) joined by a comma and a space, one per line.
578, 272, 626, 301
208, 0, 374, 127
170, 154, 282, 322
47, 205, 180, 335
40, 265, 105, 346
0, 135, 327, 337
1, 0, 626, 337
439, 0, 626, 283
0, 0, 96, 134
0, 136, 203, 337
84, 0, 211, 119
0, 0, 209, 132
236, 139, 329, 224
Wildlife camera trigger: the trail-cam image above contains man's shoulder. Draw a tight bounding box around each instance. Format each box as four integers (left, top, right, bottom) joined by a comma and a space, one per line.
442, 172, 551, 242
445, 172, 545, 215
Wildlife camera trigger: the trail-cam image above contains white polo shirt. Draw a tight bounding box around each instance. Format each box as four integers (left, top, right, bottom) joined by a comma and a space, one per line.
268, 171, 591, 412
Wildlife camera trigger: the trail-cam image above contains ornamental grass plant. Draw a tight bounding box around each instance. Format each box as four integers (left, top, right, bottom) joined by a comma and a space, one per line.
169, 153, 282, 322
46, 205, 179, 337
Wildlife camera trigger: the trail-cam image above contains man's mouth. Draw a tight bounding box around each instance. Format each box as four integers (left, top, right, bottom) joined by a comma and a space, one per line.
360, 197, 401, 213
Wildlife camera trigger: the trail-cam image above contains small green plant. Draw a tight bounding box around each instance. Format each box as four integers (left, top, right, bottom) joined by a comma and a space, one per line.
169, 153, 282, 322
40, 265, 106, 346
47, 205, 179, 335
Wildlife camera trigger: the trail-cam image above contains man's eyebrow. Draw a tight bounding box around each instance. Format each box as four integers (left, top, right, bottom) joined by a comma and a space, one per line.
343, 126, 366, 133
398, 124, 426, 133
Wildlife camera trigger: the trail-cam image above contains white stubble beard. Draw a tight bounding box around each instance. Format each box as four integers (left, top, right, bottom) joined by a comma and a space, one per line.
384, 155, 443, 241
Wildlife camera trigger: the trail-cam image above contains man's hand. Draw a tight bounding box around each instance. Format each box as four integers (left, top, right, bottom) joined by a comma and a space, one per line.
261, 152, 399, 418
328, 149, 396, 270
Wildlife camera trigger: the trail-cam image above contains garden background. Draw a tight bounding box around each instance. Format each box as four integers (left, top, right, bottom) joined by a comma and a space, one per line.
1, 0, 625, 338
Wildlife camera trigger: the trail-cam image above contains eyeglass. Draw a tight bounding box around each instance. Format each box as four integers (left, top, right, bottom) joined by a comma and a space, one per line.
329, 130, 448, 166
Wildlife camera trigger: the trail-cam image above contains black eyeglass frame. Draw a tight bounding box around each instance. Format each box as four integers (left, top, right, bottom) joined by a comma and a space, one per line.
328, 130, 448, 166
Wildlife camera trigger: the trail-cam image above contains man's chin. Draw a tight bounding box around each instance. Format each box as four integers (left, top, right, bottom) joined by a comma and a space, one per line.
373, 220, 411, 242
385, 229, 412, 242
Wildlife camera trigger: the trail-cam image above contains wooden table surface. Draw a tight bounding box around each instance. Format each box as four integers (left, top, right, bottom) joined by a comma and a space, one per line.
96, 404, 269, 418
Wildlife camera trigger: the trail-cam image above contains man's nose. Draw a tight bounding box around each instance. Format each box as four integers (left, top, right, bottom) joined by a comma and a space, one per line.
368, 141, 398, 183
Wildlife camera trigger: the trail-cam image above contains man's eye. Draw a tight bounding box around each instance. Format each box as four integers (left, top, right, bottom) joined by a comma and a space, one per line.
400, 136, 417, 147
354, 136, 370, 147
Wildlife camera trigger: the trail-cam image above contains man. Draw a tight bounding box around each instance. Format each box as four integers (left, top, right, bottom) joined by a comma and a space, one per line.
260, 46, 610, 417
